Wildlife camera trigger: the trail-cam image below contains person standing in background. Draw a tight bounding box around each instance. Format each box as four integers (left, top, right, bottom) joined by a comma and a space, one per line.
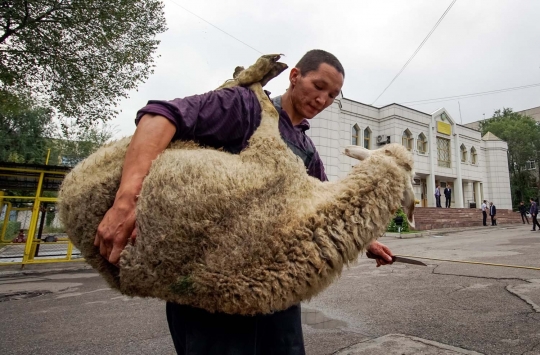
435, 185, 442, 208
481, 200, 487, 226
444, 184, 452, 208
489, 202, 497, 226
530, 198, 540, 231
519, 201, 529, 224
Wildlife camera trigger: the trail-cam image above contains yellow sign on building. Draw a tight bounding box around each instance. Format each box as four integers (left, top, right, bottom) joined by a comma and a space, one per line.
437, 121, 451, 135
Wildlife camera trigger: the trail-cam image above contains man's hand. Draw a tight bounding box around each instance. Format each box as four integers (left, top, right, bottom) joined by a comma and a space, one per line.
94, 196, 137, 265
367, 241, 394, 267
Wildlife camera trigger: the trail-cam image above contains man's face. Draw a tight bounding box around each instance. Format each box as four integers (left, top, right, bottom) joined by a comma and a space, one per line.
289, 63, 344, 119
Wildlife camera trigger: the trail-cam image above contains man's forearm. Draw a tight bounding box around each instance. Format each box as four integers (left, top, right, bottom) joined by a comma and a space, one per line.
116, 114, 176, 203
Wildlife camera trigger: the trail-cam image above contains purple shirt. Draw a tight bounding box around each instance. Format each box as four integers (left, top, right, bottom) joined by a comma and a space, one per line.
136, 87, 327, 181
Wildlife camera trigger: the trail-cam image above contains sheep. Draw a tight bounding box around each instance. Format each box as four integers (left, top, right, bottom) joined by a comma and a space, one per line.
58, 54, 416, 316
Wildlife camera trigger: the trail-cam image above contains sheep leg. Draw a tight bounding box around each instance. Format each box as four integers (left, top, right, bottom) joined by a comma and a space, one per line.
218, 54, 286, 89
248, 82, 280, 139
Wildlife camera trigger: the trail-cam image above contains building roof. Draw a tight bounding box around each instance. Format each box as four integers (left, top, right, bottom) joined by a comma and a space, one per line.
0, 161, 71, 192
482, 131, 502, 141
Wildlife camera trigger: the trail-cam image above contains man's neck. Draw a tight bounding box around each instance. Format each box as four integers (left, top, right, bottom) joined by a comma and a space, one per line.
281, 91, 304, 126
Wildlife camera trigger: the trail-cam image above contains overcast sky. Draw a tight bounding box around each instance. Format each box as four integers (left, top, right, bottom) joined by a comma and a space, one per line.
110, 0, 540, 137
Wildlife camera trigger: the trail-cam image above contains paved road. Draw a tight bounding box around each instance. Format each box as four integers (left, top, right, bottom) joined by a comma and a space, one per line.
0, 224, 539, 354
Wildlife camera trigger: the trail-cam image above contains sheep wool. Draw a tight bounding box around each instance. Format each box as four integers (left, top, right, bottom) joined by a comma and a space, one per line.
58, 55, 416, 315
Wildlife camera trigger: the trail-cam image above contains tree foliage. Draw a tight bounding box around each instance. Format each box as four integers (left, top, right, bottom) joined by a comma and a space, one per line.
1, 90, 116, 165
0, 90, 56, 163
0, 0, 167, 128
53, 119, 116, 166
479, 108, 540, 205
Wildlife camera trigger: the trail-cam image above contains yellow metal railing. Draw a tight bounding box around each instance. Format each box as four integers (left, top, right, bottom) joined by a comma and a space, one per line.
0, 164, 83, 266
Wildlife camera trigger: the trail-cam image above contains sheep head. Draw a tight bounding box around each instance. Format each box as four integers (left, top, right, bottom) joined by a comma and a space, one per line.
344, 144, 416, 229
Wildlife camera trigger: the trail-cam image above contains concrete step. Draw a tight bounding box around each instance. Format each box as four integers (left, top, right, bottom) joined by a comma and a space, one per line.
412, 207, 522, 231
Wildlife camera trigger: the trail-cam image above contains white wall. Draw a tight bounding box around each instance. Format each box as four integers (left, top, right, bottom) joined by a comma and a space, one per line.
306, 97, 513, 210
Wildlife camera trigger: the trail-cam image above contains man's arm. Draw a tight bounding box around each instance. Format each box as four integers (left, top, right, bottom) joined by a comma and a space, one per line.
94, 115, 176, 264
94, 88, 261, 264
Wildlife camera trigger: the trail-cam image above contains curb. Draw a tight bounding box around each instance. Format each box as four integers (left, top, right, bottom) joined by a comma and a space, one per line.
0, 263, 93, 278
383, 223, 525, 239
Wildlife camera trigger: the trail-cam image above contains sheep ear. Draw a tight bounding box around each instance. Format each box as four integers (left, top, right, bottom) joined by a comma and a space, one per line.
343, 145, 372, 161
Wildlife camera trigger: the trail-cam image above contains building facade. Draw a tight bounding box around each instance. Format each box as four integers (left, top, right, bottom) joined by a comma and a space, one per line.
306, 94, 512, 209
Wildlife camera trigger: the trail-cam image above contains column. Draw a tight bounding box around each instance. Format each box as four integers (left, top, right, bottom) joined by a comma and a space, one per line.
453, 132, 464, 208
474, 182, 482, 208
452, 178, 462, 208
427, 174, 435, 207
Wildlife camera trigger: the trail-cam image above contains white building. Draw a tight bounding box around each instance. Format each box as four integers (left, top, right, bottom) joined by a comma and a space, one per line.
307, 94, 512, 209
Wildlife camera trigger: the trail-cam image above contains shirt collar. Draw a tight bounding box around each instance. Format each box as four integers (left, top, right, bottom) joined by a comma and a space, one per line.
271, 94, 311, 132
296, 119, 311, 132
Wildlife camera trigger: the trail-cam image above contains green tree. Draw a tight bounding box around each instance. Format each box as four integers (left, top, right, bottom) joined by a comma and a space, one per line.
0, 0, 167, 128
0, 90, 56, 163
53, 120, 117, 166
479, 108, 540, 205
1, 90, 116, 165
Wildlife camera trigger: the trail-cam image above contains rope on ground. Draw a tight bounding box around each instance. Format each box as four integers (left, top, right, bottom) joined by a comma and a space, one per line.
395, 254, 540, 271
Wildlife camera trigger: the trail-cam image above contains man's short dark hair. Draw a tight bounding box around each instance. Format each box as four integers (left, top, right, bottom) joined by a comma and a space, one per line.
295, 49, 345, 78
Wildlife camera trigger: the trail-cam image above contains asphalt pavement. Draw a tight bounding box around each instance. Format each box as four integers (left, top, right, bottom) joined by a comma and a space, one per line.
0, 224, 539, 355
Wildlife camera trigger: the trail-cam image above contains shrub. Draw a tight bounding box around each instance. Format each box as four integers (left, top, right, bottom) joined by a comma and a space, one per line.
386, 208, 409, 233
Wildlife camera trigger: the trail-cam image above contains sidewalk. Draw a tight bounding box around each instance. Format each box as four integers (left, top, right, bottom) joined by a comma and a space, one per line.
384, 222, 523, 239
0, 223, 528, 277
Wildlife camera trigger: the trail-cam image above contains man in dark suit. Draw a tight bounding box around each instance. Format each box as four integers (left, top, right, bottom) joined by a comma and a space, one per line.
489, 202, 497, 226
444, 184, 452, 208
530, 198, 540, 231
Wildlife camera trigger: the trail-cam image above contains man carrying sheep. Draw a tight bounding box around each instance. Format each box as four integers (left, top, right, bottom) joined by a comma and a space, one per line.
94, 49, 395, 355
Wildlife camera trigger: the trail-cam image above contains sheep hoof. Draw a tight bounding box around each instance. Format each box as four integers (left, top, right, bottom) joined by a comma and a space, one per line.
235, 54, 284, 86
260, 62, 289, 87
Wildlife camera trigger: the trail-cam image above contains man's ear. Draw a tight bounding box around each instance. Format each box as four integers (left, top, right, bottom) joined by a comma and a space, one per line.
289, 67, 300, 87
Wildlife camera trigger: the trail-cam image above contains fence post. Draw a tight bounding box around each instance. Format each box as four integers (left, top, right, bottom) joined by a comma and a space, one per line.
23, 171, 45, 264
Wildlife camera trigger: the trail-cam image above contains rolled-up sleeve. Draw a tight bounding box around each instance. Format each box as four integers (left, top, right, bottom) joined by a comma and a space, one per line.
135, 87, 261, 148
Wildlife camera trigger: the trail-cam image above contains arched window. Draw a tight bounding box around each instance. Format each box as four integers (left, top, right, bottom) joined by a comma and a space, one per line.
471, 147, 477, 164
351, 124, 360, 145
363, 127, 371, 149
460, 144, 467, 162
417, 133, 427, 154
402, 129, 413, 151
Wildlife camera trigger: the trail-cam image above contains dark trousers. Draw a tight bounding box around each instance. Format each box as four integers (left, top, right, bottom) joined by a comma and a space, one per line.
166, 302, 305, 355
521, 212, 529, 224
491, 215, 497, 226
482, 211, 487, 226
445, 197, 451, 208
436, 195, 441, 208
532, 214, 540, 231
